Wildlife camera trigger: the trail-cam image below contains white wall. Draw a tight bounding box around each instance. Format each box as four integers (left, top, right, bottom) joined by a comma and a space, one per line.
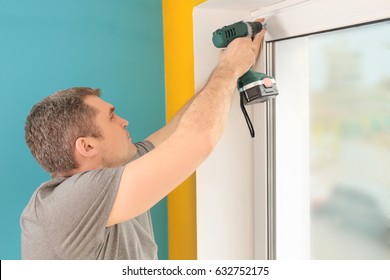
194, 4, 269, 259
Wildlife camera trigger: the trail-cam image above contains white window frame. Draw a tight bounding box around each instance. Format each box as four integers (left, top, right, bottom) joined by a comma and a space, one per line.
193, 0, 389, 260
254, 0, 390, 259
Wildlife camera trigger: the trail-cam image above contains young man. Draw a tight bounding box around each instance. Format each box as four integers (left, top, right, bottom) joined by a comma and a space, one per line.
21, 24, 265, 259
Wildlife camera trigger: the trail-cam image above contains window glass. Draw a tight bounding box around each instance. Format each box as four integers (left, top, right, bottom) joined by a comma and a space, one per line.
309, 22, 390, 259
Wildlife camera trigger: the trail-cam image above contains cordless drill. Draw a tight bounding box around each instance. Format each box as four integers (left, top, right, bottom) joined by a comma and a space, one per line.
212, 21, 278, 137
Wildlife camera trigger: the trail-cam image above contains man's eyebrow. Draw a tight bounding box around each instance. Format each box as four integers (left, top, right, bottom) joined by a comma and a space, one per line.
109, 106, 115, 115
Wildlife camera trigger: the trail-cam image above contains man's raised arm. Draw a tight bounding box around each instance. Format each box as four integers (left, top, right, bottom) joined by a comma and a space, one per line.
107, 29, 265, 227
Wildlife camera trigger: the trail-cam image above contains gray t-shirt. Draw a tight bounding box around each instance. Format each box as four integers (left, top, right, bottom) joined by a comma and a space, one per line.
21, 141, 158, 260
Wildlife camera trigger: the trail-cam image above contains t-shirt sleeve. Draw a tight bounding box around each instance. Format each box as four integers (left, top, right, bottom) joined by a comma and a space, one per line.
134, 140, 154, 156
36, 167, 124, 259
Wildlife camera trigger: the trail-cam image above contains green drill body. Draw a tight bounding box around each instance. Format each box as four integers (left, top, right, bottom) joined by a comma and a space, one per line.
212, 21, 255, 48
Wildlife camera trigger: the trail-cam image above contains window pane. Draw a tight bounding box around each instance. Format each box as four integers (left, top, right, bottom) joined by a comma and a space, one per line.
310, 22, 390, 259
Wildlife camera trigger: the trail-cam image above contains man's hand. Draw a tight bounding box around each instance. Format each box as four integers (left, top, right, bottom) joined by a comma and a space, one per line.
219, 18, 266, 78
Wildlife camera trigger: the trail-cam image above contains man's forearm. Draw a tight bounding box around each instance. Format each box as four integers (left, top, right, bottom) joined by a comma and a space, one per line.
173, 63, 238, 146
165, 91, 198, 133
168, 64, 234, 130
145, 90, 199, 146
147, 66, 235, 146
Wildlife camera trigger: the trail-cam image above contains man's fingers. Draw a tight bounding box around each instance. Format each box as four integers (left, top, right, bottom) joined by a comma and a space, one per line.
253, 28, 266, 45
252, 29, 266, 58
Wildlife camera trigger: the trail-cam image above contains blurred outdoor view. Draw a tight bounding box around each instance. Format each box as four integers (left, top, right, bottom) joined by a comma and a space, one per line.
309, 22, 390, 259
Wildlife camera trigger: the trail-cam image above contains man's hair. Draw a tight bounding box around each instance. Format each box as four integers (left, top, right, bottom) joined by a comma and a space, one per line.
25, 87, 103, 176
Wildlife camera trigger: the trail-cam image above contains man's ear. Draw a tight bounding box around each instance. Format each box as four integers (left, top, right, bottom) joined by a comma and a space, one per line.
75, 137, 98, 158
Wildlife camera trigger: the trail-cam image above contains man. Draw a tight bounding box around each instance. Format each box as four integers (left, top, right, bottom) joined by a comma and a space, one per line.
21, 22, 266, 259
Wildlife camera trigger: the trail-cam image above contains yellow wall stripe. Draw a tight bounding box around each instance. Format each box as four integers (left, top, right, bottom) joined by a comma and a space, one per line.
162, 0, 206, 260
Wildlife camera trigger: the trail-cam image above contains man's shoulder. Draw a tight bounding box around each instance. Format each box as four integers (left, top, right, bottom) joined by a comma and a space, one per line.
24, 167, 124, 214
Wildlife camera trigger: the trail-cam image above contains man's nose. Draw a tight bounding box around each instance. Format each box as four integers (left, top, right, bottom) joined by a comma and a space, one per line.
118, 115, 129, 128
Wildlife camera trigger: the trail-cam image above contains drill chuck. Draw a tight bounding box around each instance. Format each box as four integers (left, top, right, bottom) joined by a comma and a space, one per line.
212, 21, 264, 48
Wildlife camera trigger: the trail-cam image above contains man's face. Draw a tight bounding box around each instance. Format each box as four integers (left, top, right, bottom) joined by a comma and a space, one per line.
84, 95, 137, 168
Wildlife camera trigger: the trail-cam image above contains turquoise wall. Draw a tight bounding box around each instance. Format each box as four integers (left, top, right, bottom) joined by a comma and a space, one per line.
0, 0, 168, 259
